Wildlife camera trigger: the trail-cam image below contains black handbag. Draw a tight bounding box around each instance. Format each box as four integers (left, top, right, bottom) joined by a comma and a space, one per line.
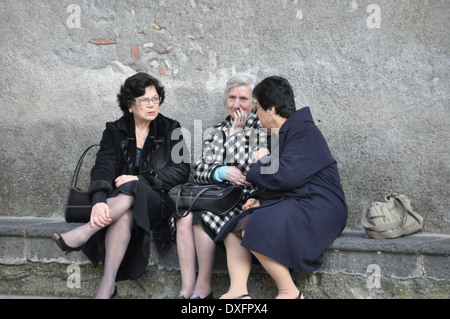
64, 144, 99, 223
169, 183, 243, 217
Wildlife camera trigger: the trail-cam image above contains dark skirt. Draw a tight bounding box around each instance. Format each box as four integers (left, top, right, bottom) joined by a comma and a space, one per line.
82, 180, 161, 282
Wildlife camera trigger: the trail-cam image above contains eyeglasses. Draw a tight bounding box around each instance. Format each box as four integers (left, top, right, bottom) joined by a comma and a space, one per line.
136, 96, 161, 106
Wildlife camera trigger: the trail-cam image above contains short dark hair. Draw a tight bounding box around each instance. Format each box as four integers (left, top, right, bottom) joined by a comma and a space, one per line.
252, 76, 296, 118
117, 72, 165, 116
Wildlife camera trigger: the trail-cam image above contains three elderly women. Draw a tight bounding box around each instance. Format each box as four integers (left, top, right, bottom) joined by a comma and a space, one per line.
54, 72, 347, 299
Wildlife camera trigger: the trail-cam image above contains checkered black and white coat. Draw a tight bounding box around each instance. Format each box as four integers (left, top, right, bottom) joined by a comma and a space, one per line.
170, 113, 268, 239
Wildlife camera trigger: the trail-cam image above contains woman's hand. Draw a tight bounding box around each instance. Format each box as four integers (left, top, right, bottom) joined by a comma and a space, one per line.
115, 175, 138, 188
230, 108, 247, 135
242, 198, 260, 210
90, 202, 112, 228
252, 148, 270, 162
226, 166, 251, 186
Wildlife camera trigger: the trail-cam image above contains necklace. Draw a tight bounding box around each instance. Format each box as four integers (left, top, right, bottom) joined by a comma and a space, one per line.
135, 129, 148, 140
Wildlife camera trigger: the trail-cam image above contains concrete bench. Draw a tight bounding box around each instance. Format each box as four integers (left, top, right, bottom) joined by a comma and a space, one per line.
0, 216, 449, 298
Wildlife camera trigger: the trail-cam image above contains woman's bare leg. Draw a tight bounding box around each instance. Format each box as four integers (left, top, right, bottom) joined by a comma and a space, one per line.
176, 213, 197, 298
191, 223, 215, 298
250, 250, 302, 299
220, 231, 252, 299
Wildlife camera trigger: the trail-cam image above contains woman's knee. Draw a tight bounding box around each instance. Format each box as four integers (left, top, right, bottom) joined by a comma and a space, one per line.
224, 231, 241, 246
115, 209, 134, 230
107, 193, 134, 211
176, 213, 193, 233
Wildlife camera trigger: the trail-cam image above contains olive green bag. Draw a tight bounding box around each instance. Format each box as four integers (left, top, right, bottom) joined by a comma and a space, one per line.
361, 194, 424, 239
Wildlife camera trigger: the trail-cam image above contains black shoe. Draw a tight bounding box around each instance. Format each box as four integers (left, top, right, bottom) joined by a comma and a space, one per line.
190, 291, 214, 299
110, 286, 118, 299
176, 293, 187, 299
52, 233, 83, 255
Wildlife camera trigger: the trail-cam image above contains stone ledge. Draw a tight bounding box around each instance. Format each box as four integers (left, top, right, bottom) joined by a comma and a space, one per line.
329, 229, 450, 256
1, 217, 448, 261
0, 217, 449, 298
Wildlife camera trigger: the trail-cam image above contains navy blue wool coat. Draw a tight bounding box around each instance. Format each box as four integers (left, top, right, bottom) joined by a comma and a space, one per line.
215, 107, 347, 272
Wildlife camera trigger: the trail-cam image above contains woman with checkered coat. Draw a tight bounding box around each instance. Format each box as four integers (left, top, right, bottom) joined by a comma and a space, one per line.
173, 73, 267, 299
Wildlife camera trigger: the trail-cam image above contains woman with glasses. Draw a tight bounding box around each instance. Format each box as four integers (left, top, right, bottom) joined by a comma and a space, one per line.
53, 72, 190, 298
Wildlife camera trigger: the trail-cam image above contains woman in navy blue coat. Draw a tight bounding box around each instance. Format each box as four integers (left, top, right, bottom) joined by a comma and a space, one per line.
216, 76, 347, 299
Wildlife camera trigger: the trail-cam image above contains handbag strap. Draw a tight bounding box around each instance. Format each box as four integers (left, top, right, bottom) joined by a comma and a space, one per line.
176, 186, 213, 218
70, 144, 100, 189
389, 194, 424, 226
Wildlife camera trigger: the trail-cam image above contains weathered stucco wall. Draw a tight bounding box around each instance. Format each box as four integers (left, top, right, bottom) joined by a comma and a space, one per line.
0, 0, 448, 233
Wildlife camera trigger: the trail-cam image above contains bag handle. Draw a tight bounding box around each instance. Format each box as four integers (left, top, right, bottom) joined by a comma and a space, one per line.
70, 144, 100, 189
389, 194, 424, 227
176, 185, 216, 218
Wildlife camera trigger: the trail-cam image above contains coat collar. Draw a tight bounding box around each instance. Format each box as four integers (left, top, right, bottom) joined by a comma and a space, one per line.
289, 107, 313, 123
117, 114, 165, 139
280, 107, 313, 130
116, 114, 165, 173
